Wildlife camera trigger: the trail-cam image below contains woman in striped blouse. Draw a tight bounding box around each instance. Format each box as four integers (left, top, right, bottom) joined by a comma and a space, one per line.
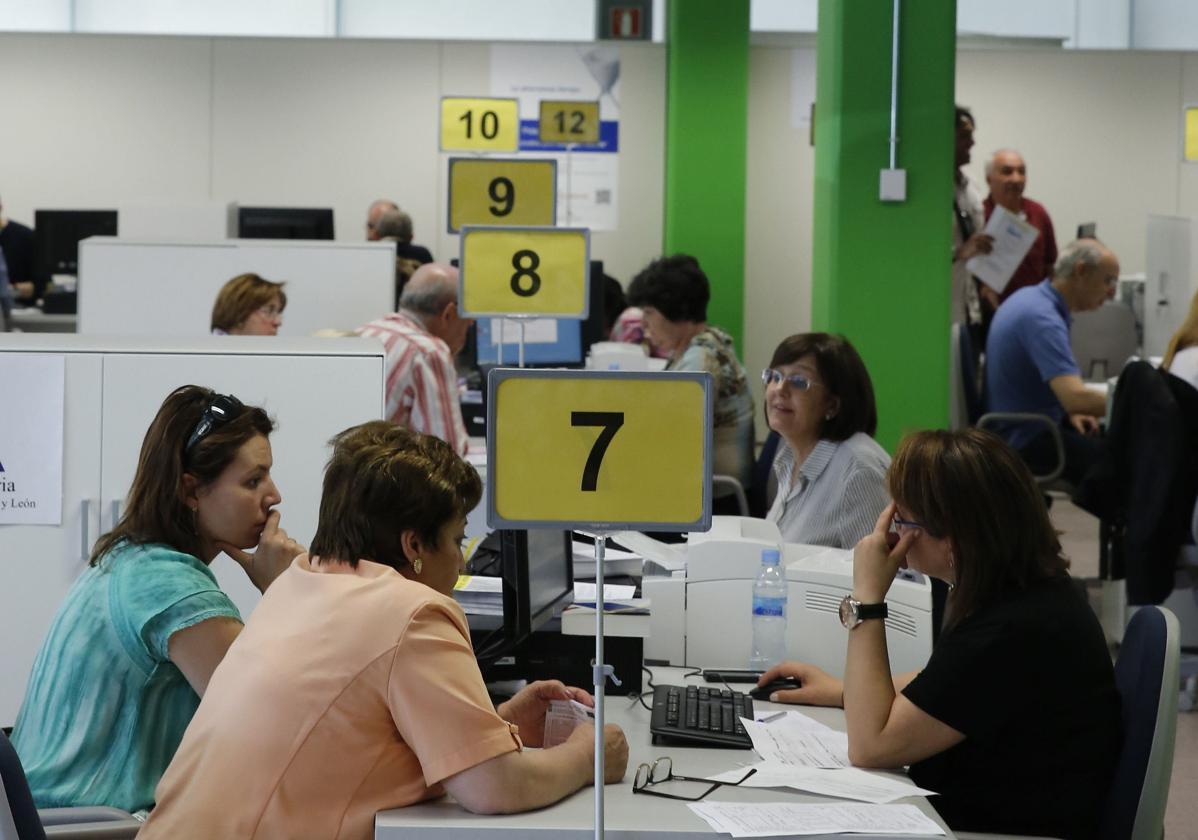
762, 333, 890, 548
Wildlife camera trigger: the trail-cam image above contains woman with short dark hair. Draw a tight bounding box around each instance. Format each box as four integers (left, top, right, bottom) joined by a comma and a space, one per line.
627, 254, 754, 488
758, 429, 1120, 838
762, 332, 889, 547
140, 422, 629, 840
12, 385, 303, 812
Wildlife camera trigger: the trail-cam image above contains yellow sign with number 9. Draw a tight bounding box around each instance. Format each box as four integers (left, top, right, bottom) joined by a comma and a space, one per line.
440, 97, 519, 152
447, 158, 557, 233
487, 370, 713, 530
459, 226, 589, 317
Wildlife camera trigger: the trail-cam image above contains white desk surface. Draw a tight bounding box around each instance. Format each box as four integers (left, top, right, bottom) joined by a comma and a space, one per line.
375, 667, 955, 839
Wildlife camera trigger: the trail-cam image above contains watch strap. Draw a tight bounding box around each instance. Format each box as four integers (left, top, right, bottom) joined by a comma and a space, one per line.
856, 601, 888, 621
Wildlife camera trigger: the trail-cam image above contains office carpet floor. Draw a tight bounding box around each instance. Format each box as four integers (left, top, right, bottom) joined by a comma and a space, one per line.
1050, 497, 1197, 836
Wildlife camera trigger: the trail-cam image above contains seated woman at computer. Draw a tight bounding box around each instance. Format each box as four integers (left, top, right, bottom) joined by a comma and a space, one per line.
757, 429, 1119, 838
762, 333, 890, 547
12, 385, 304, 813
138, 422, 629, 840
1163, 288, 1198, 392
210, 272, 286, 335
626, 254, 754, 491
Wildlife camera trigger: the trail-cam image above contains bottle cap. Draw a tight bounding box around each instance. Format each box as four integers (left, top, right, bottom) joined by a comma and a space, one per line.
761, 548, 781, 565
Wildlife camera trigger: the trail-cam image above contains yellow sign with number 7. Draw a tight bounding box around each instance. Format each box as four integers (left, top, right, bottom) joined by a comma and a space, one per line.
487, 369, 713, 531
458, 226, 590, 318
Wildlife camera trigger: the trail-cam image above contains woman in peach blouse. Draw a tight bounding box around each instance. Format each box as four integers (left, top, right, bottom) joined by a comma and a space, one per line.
141, 422, 628, 840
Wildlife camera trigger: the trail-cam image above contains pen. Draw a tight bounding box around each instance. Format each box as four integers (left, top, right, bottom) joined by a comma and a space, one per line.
759, 711, 787, 724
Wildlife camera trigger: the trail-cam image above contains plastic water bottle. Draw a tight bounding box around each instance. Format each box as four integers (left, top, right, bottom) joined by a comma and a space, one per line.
750, 548, 787, 671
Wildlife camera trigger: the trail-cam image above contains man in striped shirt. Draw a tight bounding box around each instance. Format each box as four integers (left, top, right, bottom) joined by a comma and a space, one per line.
357, 263, 473, 454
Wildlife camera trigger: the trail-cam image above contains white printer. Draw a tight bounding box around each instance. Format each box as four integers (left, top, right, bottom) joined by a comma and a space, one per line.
643, 517, 932, 677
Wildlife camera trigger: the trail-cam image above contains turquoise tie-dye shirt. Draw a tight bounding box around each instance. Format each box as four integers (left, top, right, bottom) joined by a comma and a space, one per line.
12, 542, 241, 812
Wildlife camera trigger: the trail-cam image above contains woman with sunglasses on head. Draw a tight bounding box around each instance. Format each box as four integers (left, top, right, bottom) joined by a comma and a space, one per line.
139, 422, 628, 839
758, 429, 1119, 839
210, 272, 286, 335
11, 385, 304, 813
762, 333, 890, 548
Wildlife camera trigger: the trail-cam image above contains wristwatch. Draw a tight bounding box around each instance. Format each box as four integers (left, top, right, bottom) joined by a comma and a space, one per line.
839, 595, 888, 629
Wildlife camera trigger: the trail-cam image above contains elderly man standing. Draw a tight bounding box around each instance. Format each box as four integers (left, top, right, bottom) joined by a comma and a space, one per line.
357, 263, 474, 454
365, 198, 398, 241
950, 106, 992, 330
983, 149, 1058, 307
985, 239, 1117, 485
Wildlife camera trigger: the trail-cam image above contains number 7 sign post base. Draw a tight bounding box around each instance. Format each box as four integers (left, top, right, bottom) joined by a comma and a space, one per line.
485, 368, 713, 840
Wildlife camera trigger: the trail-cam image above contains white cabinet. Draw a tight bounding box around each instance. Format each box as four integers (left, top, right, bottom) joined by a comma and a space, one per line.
0, 336, 384, 725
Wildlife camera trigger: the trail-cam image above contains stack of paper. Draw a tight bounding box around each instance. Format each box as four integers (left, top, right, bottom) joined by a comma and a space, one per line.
709, 764, 934, 805
572, 537, 643, 578
687, 802, 945, 837
452, 574, 503, 616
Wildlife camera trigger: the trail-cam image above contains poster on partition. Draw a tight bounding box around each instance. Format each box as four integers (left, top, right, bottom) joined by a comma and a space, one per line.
490, 44, 620, 231
0, 354, 65, 525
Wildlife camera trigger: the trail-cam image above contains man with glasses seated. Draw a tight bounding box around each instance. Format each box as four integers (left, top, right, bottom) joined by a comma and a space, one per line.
761, 333, 890, 548
984, 238, 1117, 485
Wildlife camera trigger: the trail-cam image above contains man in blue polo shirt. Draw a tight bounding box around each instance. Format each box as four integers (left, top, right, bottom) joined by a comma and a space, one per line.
985, 238, 1118, 484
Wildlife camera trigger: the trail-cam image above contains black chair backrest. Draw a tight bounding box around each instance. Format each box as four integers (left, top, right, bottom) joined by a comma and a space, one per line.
0, 729, 46, 840
749, 430, 782, 519
1099, 606, 1167, 839
957, 323, 983, 425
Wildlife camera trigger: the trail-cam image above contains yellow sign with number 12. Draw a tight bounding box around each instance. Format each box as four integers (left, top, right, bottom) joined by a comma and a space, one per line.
487, 369, 713, 531
440, 97, 519, 152
458, 225, 590, 318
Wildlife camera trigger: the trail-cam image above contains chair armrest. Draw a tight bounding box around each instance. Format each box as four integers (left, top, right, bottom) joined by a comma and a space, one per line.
976, 412, 1066, 484
40, 806, 143, 839
712, 475, 749, 516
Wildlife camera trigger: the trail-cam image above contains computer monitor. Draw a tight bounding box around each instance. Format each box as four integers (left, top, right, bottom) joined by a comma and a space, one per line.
468, 529, 574, 667
472, 260, 607, 367
237, 207, 334, 240
33, 210, 118, 277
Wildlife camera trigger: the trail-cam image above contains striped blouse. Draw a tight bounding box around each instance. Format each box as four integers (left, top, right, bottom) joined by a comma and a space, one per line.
357, 311, 469, 455
765, 433, 891, 548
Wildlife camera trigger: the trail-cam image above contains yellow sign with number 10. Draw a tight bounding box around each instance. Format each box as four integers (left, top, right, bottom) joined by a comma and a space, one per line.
487, 369, 713, 531
458, 226, 589, 318
440, 97, 519, 152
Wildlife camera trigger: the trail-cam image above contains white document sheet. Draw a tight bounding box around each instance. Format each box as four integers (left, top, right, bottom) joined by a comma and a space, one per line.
709, 762, 936, 804
687, 801, 945, 837
572, 582, 636, 601
541, 699, 594, 747
751, 710, 834, 731
965, 204, 1040, 293
741, 718, 851, 768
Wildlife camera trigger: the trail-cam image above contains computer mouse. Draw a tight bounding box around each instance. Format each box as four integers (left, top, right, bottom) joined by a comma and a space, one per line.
749, 677, 802, 701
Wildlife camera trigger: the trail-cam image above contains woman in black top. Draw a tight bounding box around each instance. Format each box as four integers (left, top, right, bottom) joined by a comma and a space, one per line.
759, 428, 1120, 839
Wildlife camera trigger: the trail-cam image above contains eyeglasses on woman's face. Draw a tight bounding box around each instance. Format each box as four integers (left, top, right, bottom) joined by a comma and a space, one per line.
632, 757, 756, 802
762, 368, 819, 391
255, 304, 284, 321
892, 513, 928, 534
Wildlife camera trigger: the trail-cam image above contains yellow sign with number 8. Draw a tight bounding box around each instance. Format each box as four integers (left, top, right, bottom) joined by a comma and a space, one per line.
440, 97, 520, 152
487, 370, 713, 530
459, 226, 590, 318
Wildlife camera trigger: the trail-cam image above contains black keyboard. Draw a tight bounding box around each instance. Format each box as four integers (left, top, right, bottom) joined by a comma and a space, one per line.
649, 684, 755, 749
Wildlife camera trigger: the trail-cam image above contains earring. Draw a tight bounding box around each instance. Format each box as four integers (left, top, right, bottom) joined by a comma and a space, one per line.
947, 551, 956, 592
411, 557, 423, 575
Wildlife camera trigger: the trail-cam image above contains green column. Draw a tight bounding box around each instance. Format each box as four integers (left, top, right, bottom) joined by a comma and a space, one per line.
812, 0, 957, 450
663, 0, 750, 351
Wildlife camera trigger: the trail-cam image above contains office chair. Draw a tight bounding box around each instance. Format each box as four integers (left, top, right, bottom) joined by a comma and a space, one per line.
1100, 605, 1180, 840
748, 431, 782, 518
0, 730, 141, 840
1071, 301, 1138, 382
951, 323, 1068, 486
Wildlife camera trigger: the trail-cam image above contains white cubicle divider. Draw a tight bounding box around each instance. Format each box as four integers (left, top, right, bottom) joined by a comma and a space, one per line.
117, 201, 238, 241
0, 335, 385, 726
78, 237, 395, 338
1144, 214, 1194, 358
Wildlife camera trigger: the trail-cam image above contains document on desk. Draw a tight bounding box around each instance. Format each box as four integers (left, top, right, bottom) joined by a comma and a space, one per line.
965, 204, 1040, 294
688, 801, 945, 837
709, 762, 936, 804
612, 530, 686, 572
572, 581, 637, 601
741, 717, 850, 768
542, 699, 594, 747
